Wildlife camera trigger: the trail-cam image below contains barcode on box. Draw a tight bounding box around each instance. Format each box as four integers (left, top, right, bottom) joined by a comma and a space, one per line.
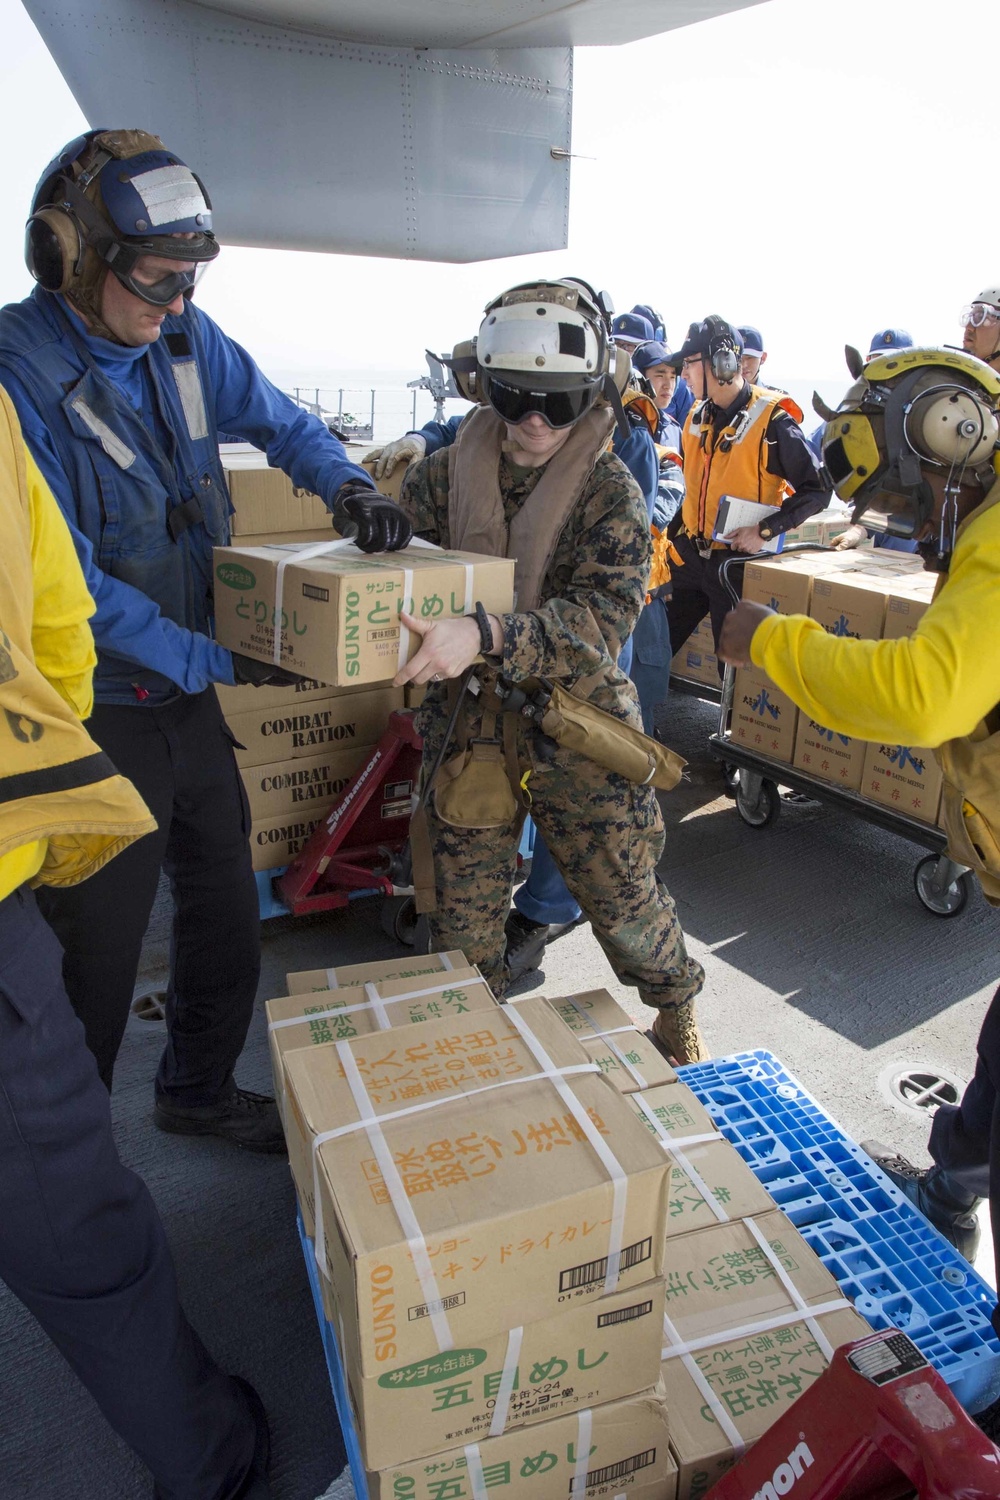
597, 1299, 653, 1329
301, 583, 329, 602
575, 1449, 656, 1492
407, 1291, 466, 1322
558, 1238, 652, 1293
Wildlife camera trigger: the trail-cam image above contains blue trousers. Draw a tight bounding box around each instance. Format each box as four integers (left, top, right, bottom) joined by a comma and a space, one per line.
0, 885, 255, 1497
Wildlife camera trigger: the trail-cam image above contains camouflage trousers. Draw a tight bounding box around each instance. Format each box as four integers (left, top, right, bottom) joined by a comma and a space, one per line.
422, 719, 705, 1014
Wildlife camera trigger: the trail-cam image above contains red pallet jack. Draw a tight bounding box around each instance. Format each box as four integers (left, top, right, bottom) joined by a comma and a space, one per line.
275, 680, 473, 928
704, 1329, 1000, 1500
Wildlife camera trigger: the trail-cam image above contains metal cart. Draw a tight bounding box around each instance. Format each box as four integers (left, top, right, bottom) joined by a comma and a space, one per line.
707, 551, 974, 918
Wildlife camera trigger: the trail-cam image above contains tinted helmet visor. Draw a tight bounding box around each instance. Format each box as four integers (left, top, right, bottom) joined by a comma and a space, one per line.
484, 374, 598, 429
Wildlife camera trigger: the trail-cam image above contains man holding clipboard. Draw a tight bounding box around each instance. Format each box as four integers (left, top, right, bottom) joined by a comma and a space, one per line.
664, 316, 830, 658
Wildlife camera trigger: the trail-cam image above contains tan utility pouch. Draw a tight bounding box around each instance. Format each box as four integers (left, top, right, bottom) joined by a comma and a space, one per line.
937, 719, 1000, 908
434, 739, 519, 829
540, 683, 685, 791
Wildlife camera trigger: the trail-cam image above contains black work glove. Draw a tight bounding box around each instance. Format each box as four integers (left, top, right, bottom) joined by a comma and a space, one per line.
332, 480, 413, 553
230, 652, 305, 688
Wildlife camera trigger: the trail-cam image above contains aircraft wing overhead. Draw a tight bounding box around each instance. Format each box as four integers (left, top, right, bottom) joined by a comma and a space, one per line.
22, 0, 766, 260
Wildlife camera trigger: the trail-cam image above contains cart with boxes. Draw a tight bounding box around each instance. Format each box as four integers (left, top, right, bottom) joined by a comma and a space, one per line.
262, 953, 1000, 1499
709, 546, 974, 917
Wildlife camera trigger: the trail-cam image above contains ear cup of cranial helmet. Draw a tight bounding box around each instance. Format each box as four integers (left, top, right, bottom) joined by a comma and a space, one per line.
906, 387, 1000, 468
25, 206, 82, 292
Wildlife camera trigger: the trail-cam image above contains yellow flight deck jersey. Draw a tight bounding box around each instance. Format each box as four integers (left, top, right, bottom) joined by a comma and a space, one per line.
750, 498, 1000, 748
0, 388, 155, 901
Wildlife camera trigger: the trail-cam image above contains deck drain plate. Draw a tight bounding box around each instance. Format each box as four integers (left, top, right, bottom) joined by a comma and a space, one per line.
878, 1061, 967, 1116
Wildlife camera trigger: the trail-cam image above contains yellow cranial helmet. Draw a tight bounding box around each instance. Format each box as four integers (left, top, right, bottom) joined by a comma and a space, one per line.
813, 347, 1000, 554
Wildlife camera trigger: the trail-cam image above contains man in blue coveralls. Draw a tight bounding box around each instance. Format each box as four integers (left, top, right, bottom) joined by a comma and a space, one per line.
0, 128, 412, 1149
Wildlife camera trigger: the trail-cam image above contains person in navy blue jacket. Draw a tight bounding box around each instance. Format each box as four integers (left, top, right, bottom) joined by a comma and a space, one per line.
0, 129, 411, 1148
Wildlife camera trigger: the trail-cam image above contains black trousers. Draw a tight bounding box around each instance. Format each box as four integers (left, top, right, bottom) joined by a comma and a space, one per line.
0, 886, 255, 1497
37, 689, 260, 1103
928, 982, 1000, 1338
665, 534, 745, 659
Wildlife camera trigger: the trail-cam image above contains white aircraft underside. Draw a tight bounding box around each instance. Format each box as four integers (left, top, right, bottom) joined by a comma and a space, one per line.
23, 0, 766, 260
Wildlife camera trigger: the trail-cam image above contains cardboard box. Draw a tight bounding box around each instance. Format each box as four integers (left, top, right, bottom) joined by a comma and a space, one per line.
282, 998, 672, 1376
881, 585, 932, 642
665, 1306, 872, 1500
672, 617, 719, 687
336, 1275, 667, 1470
250, 810, 324, 871
222, 450, 333, 535
626, 1081, 719, 1146
535, 991, 676, 1094
286, 951, 469, 995
266, 967, 498, 1094
216, 676, 340, 715
859, 739, 943, 824
213, 541, 514, 687
730, 666, 798, 763
740, 551, 843, 616
805, 575, 893, 643
792, 712, 867, 791
241, 744, 370, 821
223, 686, 402, 768
367, 1385, 675, 1500
233, 527, 334, 548
658, 1212, 846, 1351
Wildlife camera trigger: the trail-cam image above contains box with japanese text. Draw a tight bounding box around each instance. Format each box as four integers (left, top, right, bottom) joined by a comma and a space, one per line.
367, 1384, 675, 1500
740, 551, 845, 617
266, 967, 497, 1096
281, 998, 672, 1376
792, 712, 868, 792
672, 617, 719, 688
658, 1212, 846, 1350
807, 571, 889, 644
286, 951, 469, 996
627, 1089, 774, 1241
625, 1082, 719, 1147
213, 540, 514, 686
859, 740, 943, 825
535, 991, 675, 1094
222, 686, 402, 769
665, 1307, 871, 1500
333, 1274, 666, 1470
241, 744, 369, 822
730, 667, 798, 764
221, 450, 333, 535
250, 810, 323, 871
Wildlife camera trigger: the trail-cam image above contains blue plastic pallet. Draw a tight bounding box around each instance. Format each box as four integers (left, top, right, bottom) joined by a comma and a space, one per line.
297, 1211, 371, 1500
679, 1049, 1000, 1413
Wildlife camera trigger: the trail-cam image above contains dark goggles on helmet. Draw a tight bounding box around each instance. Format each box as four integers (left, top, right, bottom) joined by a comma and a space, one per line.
105, 238, 217, 307
483, 373, 598, 429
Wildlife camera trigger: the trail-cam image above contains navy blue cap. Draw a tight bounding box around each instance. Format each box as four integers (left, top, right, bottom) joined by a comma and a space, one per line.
612, 312, 654, 346
867, 327, 913, 355
738, 325, 765, 355
668, 318, 744, 370
632, 340, 673, 373
630, 304, 667, 342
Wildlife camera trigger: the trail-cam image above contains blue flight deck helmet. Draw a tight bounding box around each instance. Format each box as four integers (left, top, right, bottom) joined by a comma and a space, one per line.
26, 128, 219, 330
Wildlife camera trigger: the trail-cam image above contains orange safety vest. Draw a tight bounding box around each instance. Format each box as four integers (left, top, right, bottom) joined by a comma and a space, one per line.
679, 384, 793, 548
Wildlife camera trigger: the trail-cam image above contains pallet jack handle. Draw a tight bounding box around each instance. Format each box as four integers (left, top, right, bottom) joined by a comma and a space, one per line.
704, 1328, 1000, 1500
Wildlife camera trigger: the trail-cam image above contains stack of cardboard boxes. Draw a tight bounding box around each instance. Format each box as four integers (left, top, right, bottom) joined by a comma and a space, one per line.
212, 452, 515, 868
731, 550, 944, 823
266, 963, 870, 1497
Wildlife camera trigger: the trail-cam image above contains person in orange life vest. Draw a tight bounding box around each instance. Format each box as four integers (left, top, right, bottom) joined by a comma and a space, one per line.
663, 316, 830, 658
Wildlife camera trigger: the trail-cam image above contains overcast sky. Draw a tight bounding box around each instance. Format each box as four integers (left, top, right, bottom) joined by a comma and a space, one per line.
3, 0, 997, 407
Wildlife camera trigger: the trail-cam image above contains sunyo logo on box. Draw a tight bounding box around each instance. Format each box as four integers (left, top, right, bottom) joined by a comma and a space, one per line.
216, 562, 256, 591
752, 1438, 814, 1499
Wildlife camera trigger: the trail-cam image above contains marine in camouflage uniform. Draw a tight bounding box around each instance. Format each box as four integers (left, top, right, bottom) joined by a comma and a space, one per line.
399, 439, 706, 1060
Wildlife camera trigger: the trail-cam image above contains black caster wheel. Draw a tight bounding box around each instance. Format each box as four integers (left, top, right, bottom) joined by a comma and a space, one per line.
735, 776, 780, 829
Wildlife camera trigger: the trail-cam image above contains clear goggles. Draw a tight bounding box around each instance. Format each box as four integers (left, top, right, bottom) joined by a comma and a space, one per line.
111, 258, 211, 308
484, 374, 598, 429
960, 303, 1000, 329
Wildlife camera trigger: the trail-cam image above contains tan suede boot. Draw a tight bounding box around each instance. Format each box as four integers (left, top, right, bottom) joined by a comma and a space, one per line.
650, 1001, 709, 1066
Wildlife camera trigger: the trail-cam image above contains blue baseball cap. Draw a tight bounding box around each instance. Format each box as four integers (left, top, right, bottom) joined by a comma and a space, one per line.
632, 340, 673, 373
868, 327, 913, 356
612, 312, 655, 346
630, 304, 667, 342
738, 325, 765, 355
667, 318, 744, 370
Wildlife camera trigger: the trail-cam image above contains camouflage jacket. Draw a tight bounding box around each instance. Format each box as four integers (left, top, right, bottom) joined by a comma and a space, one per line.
400, 447, 650, 715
